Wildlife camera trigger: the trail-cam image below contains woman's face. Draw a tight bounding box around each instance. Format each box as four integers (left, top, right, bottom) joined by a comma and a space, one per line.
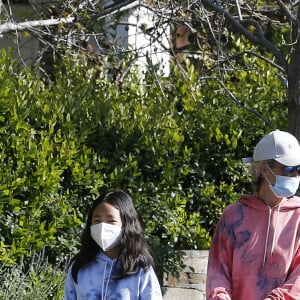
91, 201, 122, 228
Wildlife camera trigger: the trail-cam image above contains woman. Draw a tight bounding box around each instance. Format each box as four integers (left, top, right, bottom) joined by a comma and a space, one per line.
64, 190, 163, 300
206, 130, 300, 299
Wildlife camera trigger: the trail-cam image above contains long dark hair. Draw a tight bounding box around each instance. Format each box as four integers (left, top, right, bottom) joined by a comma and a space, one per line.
70, 190, 154, 283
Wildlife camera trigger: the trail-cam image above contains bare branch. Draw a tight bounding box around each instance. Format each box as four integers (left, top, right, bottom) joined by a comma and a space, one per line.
0, 17, 74, 34
200, 76, 275, 129
0, 0, 139, 34
275, 0, 295, 23
200, 0, 288, 71
235, 0, 243, 20
233, 50, 286, 74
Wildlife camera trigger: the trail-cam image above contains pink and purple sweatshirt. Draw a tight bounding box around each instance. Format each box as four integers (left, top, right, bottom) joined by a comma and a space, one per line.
206, 194, 300, 300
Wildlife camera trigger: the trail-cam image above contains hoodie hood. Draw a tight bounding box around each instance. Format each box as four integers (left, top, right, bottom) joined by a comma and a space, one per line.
239, 193, 300, 210
95, 251, 121, 275
94, 251, 120, 299
95, 250, 118, 264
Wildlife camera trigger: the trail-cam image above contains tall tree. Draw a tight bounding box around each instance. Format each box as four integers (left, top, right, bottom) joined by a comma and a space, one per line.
185, 0, 300, 138
1, 0, 299, 136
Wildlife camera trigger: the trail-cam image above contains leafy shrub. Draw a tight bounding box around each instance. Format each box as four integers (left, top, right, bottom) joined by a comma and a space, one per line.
0, 46, 285, 287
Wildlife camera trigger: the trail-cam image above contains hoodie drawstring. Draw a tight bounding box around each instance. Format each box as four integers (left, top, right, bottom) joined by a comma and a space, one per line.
101, 260, 114, 300
263, 205, 281, 266
263, 207, 271, 266
271, 204, 281, 256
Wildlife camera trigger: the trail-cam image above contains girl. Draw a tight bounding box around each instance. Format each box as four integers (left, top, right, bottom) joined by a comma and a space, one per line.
64, 190, 163, 300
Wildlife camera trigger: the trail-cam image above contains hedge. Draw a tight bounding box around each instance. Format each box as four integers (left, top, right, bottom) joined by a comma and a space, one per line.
0, 47, 286, 284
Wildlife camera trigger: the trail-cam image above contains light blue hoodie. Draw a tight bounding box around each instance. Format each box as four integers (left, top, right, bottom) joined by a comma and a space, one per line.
64, 251, 163, 300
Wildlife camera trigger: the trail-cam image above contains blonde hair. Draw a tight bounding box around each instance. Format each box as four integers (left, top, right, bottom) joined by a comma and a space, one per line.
250, 159, 273, 192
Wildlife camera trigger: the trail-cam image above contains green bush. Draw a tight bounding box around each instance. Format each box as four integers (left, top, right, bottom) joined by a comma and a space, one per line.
0, 45, 285, 294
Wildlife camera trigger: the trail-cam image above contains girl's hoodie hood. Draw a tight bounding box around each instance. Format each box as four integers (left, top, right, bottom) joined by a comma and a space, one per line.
95, 251, 118, 264
239, 194, 300, 266
95, 251, 120, 298
94, 251, 121, 273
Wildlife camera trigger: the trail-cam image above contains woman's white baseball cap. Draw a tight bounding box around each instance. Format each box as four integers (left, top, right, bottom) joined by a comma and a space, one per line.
243, 130, 300, 166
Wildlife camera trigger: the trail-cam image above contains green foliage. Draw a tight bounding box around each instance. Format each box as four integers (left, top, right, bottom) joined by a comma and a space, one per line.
0, 45, 285, 296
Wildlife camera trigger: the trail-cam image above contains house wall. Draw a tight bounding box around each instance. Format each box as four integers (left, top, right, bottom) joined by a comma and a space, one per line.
1, 1, 170, 74
102, 1, 170, 75
0, 3, 40, 65
127, 4, 170, 75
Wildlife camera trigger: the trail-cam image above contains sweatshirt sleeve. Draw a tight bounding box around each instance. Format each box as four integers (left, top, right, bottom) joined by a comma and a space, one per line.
206, 213, 233, 300
264, 246, 300, 299
139, 266, 163, 300
64, 264, 77, 300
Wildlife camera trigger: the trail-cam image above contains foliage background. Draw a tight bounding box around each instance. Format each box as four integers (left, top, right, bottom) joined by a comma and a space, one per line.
0, 39, 286, 296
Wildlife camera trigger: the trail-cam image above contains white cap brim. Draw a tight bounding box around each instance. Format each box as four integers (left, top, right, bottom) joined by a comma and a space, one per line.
275, 156, 300, 166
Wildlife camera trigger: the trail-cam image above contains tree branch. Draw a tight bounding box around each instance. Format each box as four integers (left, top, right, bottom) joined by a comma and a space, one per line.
200, 0, 288, 71
275, 0, 295, 23
0, 17, 74, 34
0, 0, 139, 34
200, 76, 275, 129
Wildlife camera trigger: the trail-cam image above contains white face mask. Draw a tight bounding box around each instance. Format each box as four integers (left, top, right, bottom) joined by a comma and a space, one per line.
90, 222, 122, 251
266, 166, 300, 198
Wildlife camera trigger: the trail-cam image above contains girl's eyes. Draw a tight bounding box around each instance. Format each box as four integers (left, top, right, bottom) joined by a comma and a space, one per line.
92, 218, 101, 224
92, 219, 118, 224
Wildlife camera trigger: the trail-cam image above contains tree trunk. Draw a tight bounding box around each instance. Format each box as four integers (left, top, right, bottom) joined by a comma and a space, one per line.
288, 9, 300, 141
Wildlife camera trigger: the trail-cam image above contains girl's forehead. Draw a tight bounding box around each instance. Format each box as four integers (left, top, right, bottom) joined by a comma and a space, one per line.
92, 202, 120, 217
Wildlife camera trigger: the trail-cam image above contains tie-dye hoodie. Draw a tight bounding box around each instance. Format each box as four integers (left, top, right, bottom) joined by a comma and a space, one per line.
206, 194, 300, 300
64, 251, 163, 300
